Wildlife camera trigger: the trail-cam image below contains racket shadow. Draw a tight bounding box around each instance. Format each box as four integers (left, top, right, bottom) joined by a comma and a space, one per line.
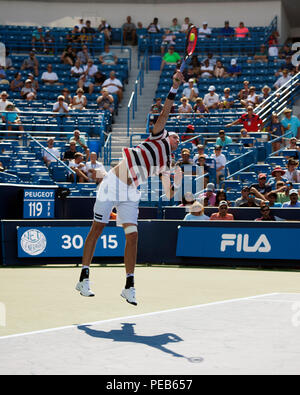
78, 322, 186, 359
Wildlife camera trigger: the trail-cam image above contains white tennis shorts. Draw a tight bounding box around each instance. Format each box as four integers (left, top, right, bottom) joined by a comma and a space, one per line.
93, 170, 141, 226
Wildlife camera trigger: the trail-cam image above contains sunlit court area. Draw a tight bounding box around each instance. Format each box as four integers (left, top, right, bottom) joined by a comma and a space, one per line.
0, 0, 300, 377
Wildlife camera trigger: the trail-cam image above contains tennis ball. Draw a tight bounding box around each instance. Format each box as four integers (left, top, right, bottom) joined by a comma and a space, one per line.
190, 33, 195, 41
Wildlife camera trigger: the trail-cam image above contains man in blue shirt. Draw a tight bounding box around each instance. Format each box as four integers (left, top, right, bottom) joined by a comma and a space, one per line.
227, 59, 242, 77
220, 21, 235, 38
216, 130, 233, 147
281, 108, 300, 139
282, 189, 300, 207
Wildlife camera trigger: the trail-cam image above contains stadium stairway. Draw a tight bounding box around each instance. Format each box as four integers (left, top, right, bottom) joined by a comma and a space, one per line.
110, 45, 160, 163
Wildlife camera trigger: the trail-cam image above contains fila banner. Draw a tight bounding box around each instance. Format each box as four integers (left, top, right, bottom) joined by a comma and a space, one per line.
176, 226, 300, 260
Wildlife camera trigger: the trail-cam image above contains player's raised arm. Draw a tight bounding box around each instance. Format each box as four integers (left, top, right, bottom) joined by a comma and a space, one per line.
152, 70, 185, 136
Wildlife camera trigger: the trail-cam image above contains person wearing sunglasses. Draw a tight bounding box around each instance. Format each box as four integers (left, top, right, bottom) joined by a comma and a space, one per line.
250, 173, 272, 197
255, 204, 276, 221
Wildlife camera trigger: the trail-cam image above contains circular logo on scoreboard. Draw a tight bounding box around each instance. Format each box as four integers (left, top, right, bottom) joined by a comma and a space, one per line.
20, 229, 47, 256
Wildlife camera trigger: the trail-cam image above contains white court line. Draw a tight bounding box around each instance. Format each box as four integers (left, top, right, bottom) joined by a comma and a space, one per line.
0, 293, 281, 341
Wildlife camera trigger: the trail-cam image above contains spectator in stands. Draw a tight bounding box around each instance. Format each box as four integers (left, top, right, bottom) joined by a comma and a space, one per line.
181, 124, 199, 146
211, 145, 227, 185
193, 97, 209, 116
5, 49, 13, 70
190, 55, 201, 79
1, 103, 24, 133
160, 45, 181, 70
210, 200, 234, 220
71, 88, 87, 110
273, 181, 295, 205
226, 58, 242, 78
276, 56, 296, 76
226, 106, 263, 132
251, 173, 272, 197
184, 201, 210, 221
71, 59, 85, 79
84, 152, 107, 184
281, 108, 300, 139
285, 158, 300, 183
213, 60, 227, 79
267, 166, 287, 188
41, 64, 61, 85
102, 71, 123, 104
0, 161, 4, 172
44, 29, 55, 54
10, 72, 23, 93
150, 97, 163, 114
178, 192, 195, 207
215, 189, 229, 207
176, 148, 193, 169
206, 53, 217, 68
235, 186, 263, 207
76, 45, 91, 65
199, 182, 216, 206
69, 129, 89, 154
255, 204, 277, 221
69, 152, 89, 183
83, 59, 98, 78
198, 22, 211, 38
199, 58, 214, 78
122, 16, 137, 45
31, 26, 46, 52
220, 21, 235, 38
80, 27, 90, 44
93, 70, 107, 88
78, 73, 95, 95
61, 88, 72, 106
282, 189, 300, 208
99, 44, 118, 65
279, 44, 293, 59
178, 97, 193, 117
61, 45, 77, 66
235, 22, 250, 38
181, 17, 191, 33
195, 155, 210, 187
219, 88, 234, 109
182, 79, 199, 103
241, 86, 259, 108
267, 112, 283, 153
21, 51, 39, 77
96, 88, 115, 114
77, 19, 86, 32
42, 137, 60, 166
238, 80, 250, 102
20, 79, 37, 100
63, 141, 78, 161
193, 144, 208, 164
203, 86, 220, 110
250, 44, 269, 63
53, 95, 69, 120
259, 85, 272, 104
266, 192, 282, 207
274, 69, 291, 90
0, 66, 9, 85
83, 20, 96, 42
98, 19, 112, 44
216, 130, 232, 147
0, 91, 12, 112
147, 17, 161, 34
169, 18, 181, 34
66, 26, 81, 45
160, 29, 177, 55
284, 137, 300, 160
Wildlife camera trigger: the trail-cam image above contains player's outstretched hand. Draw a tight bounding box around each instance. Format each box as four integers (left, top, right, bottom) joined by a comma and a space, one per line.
173, 71, 185, 89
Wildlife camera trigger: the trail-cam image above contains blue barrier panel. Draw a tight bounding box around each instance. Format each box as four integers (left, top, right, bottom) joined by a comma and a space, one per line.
17, 226, 125, 258
176, 226, 300, 260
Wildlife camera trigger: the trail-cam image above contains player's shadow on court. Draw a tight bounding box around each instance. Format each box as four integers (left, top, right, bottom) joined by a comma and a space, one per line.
78, 323, 186, 359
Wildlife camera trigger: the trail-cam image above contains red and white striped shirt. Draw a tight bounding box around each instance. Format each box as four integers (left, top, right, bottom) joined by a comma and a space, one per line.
123, 129, 172, 187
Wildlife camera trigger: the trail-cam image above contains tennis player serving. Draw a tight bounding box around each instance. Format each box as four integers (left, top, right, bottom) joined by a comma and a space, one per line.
76, 70, 185, 305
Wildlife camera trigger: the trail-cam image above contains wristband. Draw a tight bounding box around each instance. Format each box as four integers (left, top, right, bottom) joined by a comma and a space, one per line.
170, 87, 178, 94
167, 87, 178, 100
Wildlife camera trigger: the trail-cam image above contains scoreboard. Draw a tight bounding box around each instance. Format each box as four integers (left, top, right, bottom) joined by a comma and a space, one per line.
23, 189, 55, 219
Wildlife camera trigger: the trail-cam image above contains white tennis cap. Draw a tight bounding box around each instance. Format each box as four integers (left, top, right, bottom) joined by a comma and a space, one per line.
208, 85, 216, 91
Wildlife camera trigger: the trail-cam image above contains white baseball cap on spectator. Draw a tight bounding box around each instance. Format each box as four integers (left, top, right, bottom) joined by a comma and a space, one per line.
289, 189, 298, 196
208, 85, 216, 92
47, 136, 55, 141
231, 59, 237, 65
219, 200, 228, 208
206, 183, 215, 192
1, 91, 8, 96
203, 22, 208, 25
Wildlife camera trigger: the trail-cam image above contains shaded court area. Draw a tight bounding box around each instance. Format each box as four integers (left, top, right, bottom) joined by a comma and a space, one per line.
0, 266, 300, 374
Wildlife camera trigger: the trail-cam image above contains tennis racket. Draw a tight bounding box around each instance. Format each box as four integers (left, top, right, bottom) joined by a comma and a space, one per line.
180, 25, 198, 72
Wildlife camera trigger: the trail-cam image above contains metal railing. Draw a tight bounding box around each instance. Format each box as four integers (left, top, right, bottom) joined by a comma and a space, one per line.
127, 48, 149, 136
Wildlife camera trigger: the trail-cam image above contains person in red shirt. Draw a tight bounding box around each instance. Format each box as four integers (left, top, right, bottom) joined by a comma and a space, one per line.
225, 106, 263, 132
210, 200, 234, 221
235, 22, 250, 38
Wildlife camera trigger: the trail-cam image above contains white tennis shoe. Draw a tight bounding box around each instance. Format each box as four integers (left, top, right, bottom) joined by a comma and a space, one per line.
121, 287, 137, 306
76, 279, 95, 297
